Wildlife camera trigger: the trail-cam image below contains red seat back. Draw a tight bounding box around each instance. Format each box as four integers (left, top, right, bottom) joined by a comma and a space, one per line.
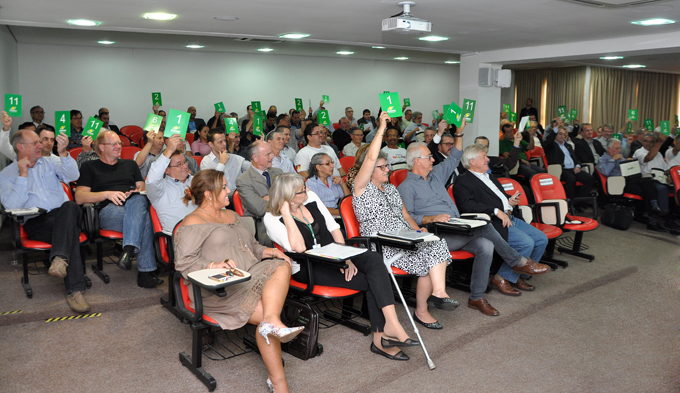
185, 133, 195, 144
232, 190, 245, 216
120, 146, 142, 160
389, 169, 408, 187
595, 169, 610, 197
61, 182, 74, 201
339, 196, 360, 238
446, 184, 459, 206
120, 135, 132, 146
339, 156, 355, 174
120, 125, 144, 138
128, 132, 144, 146
531, 173, 566, 203
68, 147, 83, 161
496, 177, 529, 205
150, 205, 169, 263
192, 155, 203, 169
526, 146, 544, 160
332, 123, 340, 130
671, 166, 680, 204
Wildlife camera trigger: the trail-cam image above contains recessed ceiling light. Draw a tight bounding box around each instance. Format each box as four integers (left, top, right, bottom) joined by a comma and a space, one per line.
445, 61, 460, 64
143, 13, 177, 21
372, 46, 386, 49
214, 16, 239, 21
279, 33, 310, 39
257, 48, 273, 52
419, 36, 449, 42
394, 57, 408, 61
98, 40, 115, 45
623, 64, 646, 68
631, 18, 675, 26
337, 51, 354, 55
67, 19, 101, 26
186, 44, 204, 49
600, 56, 624, 60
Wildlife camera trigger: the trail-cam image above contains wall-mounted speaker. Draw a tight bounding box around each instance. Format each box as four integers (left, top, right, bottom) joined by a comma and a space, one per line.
495, 69, 511, 88
478, 67, 493, 87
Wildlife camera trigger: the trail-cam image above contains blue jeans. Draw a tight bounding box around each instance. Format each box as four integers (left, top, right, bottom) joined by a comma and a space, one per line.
497, 216, 549, 283
654, 182, 670, 211
99, 194, 156, 272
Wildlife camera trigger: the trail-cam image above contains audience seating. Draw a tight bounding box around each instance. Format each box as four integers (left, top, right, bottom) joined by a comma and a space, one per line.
332, 122, 340, 130
526, 146, 544, 168
149, 205, 183, 320
120, 134, 133, 146
497, 177, 567, 269
339, 156, 355, 174
389, 169, 408, 187
120, 146, 142, 160
192, 155, 203, 168
120, 125, 144, 138
185, 133, 195, 144
128, 132, 144, 146
232, 190, 261, 241
595, 168, 643, 205
68, 147, 83, 161
531, 173, 599, 261
83, 203, 121, 284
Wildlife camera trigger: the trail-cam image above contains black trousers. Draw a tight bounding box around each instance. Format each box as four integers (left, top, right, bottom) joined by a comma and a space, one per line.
624, 177, 658, 218
561, 168, 595, 199
23, 201, 86, 293
293, 250, 394, 332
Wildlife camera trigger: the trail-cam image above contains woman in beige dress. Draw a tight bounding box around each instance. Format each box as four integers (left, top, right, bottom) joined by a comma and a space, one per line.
174, 169, 302, 393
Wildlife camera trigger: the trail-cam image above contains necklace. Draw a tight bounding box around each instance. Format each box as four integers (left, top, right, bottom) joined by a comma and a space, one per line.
198, 206, 224, 224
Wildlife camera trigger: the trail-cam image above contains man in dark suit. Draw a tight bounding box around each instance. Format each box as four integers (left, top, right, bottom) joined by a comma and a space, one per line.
453, 143, 548, 295
574, 123, 605, 166
187, 106, 206, 134
544, 125, 594, 200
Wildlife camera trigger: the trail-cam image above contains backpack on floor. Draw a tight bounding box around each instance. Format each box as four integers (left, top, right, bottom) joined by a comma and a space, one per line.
280, 298, 323, 360
601, 203, 634, 230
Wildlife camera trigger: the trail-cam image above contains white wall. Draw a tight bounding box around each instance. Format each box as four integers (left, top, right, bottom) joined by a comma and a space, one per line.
0, 25, 19, 171
17, 43, 459, 128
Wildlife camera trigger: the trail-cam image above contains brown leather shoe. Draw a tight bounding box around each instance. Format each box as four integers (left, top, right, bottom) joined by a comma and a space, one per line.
514, 278, 535, 291
513, 258, 550, 276
467, 298, 500, 316
490, 277, 521, 296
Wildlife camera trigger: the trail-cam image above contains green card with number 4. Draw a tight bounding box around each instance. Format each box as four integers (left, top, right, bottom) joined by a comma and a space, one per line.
661, 121, 670, 135
404, 98, 410, 107
83, 117, 103, 139
644, 119, 654, 131
444, 101, 464, 128
253, 114, 264, 137
151, 92, 162, 106
164, 109, 190, 138
317, 110, 331, 126
295, 98, 304, 112
628, 109, 638, 121
55, 111, 71, 137
5, 94, 21, 117
379, 92, 403, 117
214, 102, 226, 113
144, 113, 163, 133
462, 99, 476, 123
225, 118, 239, 134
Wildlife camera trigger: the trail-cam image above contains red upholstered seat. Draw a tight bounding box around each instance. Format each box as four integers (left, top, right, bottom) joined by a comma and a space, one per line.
450, 250, 475, 259
192, 155, 203, 168
19, 213, 88, 249
339, 156, 355, 174
99, 229, 124, 239
289, 278, 361, 297
622, 193, 643, 201
595, 168, 643, 201
150, 205, 169, 263
563, 215, 599, 231
120, 146, 142, 160
532, 223, 562, 238
121, 125, 144, 138
389, 169, 408, 187
68, 147, 83, 161
179, 277, 219, 325
232, 190, 245, 216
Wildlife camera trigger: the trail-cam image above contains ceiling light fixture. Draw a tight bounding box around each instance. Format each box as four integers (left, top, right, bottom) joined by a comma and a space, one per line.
631, 18, 675, 26
622, 64, 646, 68
445, 60, 460, 64
279, 33, 310, 39
98, 40, 115, 45
186, 44, 204, 49
419, 36, 449, 42
214, 16, 239, 21
394, 57, 409, 60
143, 13, 177, 21
257, 48, 273, 52
337, 51, 354, 55
67, 19, 101, 26
372, 46, 386, 49
600, 56, 624, 60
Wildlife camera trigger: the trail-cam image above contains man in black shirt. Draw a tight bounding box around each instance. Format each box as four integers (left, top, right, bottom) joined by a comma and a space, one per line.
332, 117, 352, 151
519, 98, 539, 120
75, 130, 162, 288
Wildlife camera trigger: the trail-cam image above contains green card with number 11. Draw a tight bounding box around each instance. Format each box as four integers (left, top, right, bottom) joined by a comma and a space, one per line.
379, 92, 403, 117
82, 117, 103, 139
55, 111, 71, 137
462, 99, 476, 123
164, 109, 190, 138
5, 94, 21, 117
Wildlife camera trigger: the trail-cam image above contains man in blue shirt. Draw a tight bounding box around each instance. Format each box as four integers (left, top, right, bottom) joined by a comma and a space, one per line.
0, 129, 89, 312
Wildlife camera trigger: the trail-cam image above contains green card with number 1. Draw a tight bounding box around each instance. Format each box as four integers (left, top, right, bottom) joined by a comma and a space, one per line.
295, 98, 304, 112
463, 99, 476, 123
144, 113, 163, 133
404, 98, 410, 107
251, 101, 261, 113
151, 92, 162, 106
317, 110, 331, 126
164, 109, 190, 138
55, 111, 71, 137
5, 94, 21, 117
444, 101, 463, 128
253, 114, 264, 137
379, 92, 403, 117
661, 121, 670, 135
82, 117, 103, 139
214, 102, 226, 113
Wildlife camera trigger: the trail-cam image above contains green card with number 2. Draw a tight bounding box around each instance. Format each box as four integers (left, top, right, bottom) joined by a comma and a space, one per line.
151, 92, 162, 106
318, 110, 331, 126
379, 92, 403, 117
164, 109, 190, 138
55, 111, 71, 137
295, 98, 304, 112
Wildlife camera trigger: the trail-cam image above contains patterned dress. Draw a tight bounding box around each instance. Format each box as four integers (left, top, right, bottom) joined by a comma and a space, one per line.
353, 181, 451, 277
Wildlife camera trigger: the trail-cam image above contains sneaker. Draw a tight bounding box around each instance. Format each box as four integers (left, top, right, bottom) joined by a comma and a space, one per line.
137, 271, 164, 288
48, 257, 68, 279
66, 291, 91, 313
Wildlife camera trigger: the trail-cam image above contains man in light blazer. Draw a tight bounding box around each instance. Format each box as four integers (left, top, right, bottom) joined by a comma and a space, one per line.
236, 140, 283, 245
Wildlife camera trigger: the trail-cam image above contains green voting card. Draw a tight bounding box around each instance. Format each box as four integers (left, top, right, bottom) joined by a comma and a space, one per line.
295, 98, 304, 112
404, 98, 411, 107
144, 113, 163, 133
225, 118, 239, 134
675, 115, 679, 126
661, 121, 670, 135
152, 92, 162, 106
444, 101, 463, 128
463, 99, 476, 123
443, 105, 450, 117
644, 119, 654, 131
317, 110, 331, 126
4, 94, 21, 117
626, 122, 633, 133
55, 111, 71, 137
214, 102, 226, 113
507, 111, 517, 123
570, 109, 578, 119
253, 114, 264, 137
251, 101, 261, 113
432, 110, 440, 122
611, 134, 621, 141
503, 104, 511, 113
628, 109, 638, 121
379, 92, 403, 117
164, 109, 190, 138
383, 90, 390, 94
322, 95, 329, 103
556, 105, 567, 118
82, 117, 103, 139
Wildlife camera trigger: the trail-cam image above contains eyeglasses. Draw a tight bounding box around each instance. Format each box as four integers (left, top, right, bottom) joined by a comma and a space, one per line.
169, 160, 188, 168
295, 187, 307, 195
318, 162, 334, 166
376, 164, 389, 171
309, 132, 324, 136
415, 155, 433, 160
31, 110, 44, 114
441, 142, 454, 147
100, 142, 123, 147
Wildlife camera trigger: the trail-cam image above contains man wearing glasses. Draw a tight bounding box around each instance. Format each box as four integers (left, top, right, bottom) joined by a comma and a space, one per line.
67, 110, 84, 149
145, 134, 195, 232
76, 131, 163, 288
295, 123, 345, 179
29, 106, 55, 131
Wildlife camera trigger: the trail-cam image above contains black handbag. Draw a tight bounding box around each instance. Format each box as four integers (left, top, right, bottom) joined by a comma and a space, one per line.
601, 203, 634, 230
279, 298, 322, 360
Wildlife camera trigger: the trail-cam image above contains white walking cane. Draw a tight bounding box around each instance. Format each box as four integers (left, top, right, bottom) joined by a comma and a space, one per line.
384, 253, 436, 370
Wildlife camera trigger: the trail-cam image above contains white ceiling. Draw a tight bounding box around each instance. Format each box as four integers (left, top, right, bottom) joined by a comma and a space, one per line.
2, 0, 680, 70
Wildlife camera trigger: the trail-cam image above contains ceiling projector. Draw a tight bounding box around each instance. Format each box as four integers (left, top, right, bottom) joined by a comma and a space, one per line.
382, 1, 431, 34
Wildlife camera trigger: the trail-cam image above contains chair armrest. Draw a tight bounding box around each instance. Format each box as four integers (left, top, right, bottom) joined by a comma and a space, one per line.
460, 213, 492, 221
153, 231, 173, 267
533, 201, 563, 226
569, 196, 598, 219
82, 203, 100, 238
